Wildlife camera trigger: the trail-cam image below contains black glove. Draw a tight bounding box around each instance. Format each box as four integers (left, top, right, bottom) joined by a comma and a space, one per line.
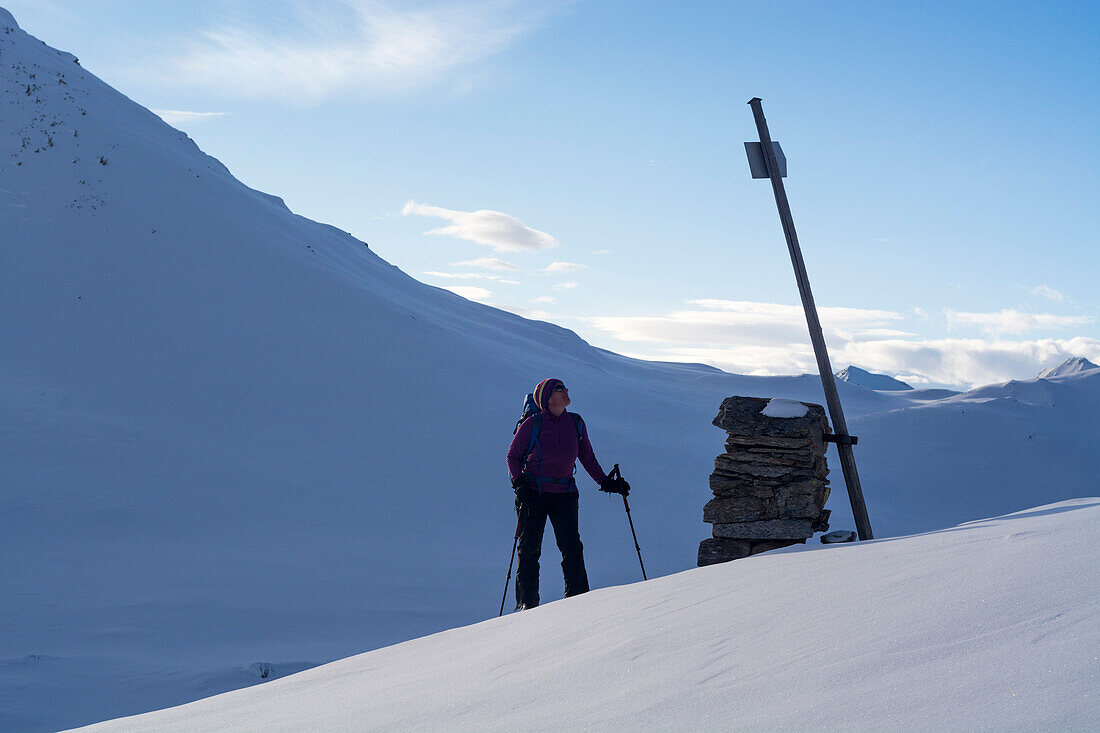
512, 473, 536, 497
600, 475, 630, 496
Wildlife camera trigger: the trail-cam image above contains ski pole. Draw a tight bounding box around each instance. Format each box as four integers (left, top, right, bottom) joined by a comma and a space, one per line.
622, 494, 647, 581
610, 464, 647, 581
499, 514, 521, 617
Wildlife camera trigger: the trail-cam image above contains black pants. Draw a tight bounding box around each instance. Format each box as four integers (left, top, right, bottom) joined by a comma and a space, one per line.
515, 490, 589, 608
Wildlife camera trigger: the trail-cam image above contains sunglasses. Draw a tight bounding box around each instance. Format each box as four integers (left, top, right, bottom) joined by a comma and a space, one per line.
552, 385, 567, 392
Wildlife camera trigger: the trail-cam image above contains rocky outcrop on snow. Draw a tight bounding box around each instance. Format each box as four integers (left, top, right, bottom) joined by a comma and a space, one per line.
698, 396, 832, 566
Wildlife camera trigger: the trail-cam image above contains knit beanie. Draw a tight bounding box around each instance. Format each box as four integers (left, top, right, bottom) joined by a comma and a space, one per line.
533, 378, 564, 412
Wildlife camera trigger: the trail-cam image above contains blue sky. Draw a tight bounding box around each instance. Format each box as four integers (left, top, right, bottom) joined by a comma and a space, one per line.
7, 0, 1099, 388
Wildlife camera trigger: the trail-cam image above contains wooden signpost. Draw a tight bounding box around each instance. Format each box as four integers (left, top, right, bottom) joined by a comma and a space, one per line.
745, 97, 874, 541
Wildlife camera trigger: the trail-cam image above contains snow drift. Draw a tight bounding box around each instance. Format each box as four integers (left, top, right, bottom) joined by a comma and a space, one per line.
75, 499, 1100, 732
2, 9, 1097, 730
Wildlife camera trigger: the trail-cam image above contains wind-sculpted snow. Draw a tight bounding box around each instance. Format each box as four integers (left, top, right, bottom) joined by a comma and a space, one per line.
2, 8, 1098, 730
74, 500, 1100, 732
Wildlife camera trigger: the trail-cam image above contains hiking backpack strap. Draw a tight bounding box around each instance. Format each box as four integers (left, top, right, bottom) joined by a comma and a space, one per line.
571, 413, 585, 442
525, 413, 543, 462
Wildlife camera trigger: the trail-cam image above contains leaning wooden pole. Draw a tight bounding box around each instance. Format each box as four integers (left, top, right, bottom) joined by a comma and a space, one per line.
747, 97, 873, 540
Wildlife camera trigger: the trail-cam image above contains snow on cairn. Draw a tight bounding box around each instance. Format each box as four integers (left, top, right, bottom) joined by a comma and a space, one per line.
760, 398, 810, 418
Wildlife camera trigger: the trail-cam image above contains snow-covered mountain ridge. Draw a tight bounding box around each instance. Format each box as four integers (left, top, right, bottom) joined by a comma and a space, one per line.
836, 364, 913, 390
1038, 356, 1099, 379
2, 9, 1097, 730
75, 499, 1100, 732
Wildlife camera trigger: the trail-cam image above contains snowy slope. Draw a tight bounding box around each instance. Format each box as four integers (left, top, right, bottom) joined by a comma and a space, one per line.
2, 9, 1098, 730
836, 364, 913, 390
74, 499, 1100, 732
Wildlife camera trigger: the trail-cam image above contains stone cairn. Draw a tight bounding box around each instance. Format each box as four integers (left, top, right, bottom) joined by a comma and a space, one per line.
698, 396, 833, 566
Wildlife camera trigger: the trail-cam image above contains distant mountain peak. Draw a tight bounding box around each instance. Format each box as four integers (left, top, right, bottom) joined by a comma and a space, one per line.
835, 365, 913, 391
1037, 356, 1099, 379
0, 8, 18, 31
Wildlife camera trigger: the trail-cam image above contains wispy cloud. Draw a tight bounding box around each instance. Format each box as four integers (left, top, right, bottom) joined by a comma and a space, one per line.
542, 261, 587, 273
441, 285, 492, 301
846, 328, 917, 340
155, 1, 564, 103
497, 304, 553, 321
610, 343, 814, 378
555, 281, 580, 291
1029, 284, 1067, 303
586, 300, 904, 347
531, 296, 557, 304
452, 257, 519, 271
423, 271, 520, 284
690, 300, 904, 326
403, 200, 560, 252
152, 109, 227, 125
945, 308, 1092, 335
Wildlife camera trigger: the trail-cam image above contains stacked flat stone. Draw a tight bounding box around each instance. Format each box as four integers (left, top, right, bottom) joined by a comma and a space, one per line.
698, 396, 832, 566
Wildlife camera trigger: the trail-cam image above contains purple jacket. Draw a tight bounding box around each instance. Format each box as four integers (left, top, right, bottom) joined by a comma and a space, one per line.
507, 409, 607, 493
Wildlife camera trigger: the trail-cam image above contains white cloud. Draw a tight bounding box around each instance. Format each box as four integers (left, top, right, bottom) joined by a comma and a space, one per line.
1029, 285, 1067, 303
452, 257, 518, 271
945, 308, 1092, 335
555, 281, 579, 291
152, 109, 227, 125
440, 285, 491, 301
614, 344, 814, 377
848, 328, 917, 340
605, 336, 1100, 390
542, 262, 587, 273
496, 305, 553, 321
833, 337, 1100, 389
154, 1, 562, 103
578, 299, 1100, 388
403, 200, 560, 252
587, 301, 904, 347
688, 299, 905, 327
423, 271, 519, 284
531, 296, 557, 304
592, 249, 610, 255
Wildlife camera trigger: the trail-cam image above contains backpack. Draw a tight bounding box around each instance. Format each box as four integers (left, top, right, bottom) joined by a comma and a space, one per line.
514, 392, 586, 486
